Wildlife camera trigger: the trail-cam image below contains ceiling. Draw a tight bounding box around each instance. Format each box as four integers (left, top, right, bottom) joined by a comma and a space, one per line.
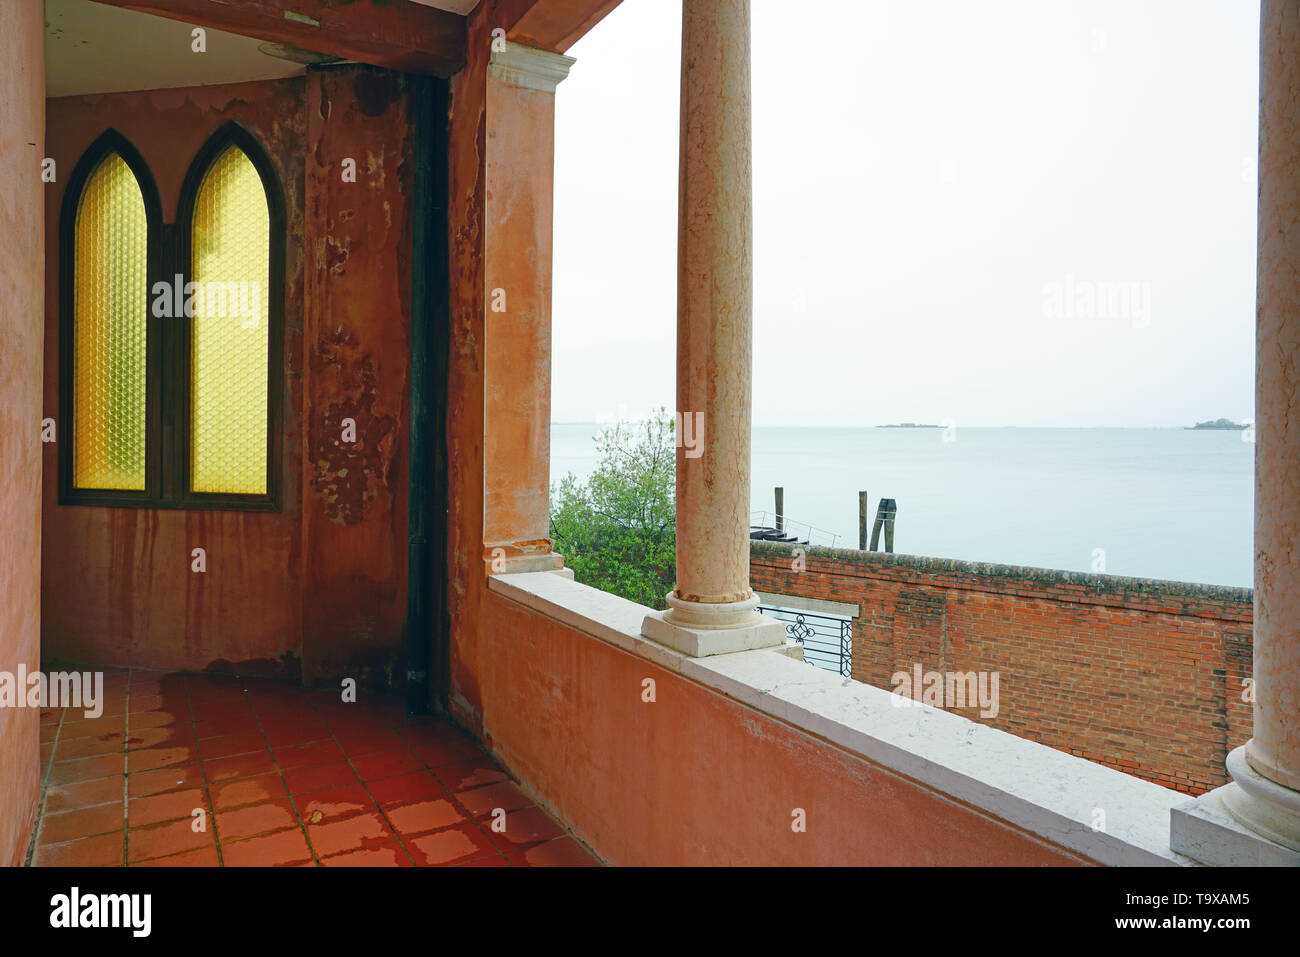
45, 0, 482, 97
46, 0, 311, 97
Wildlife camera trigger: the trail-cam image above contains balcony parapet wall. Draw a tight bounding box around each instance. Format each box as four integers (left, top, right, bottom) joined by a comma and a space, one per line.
474, 570, 1197, 866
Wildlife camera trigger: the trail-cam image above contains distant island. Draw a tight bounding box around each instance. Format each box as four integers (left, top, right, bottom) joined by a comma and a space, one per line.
1186, 418, 1248, 430
878, 423, 941, 429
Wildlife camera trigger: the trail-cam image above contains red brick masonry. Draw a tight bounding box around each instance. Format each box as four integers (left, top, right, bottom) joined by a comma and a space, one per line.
751, 542, 1253, 795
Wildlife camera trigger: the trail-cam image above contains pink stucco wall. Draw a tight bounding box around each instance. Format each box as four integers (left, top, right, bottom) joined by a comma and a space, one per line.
0, 0, 45, 867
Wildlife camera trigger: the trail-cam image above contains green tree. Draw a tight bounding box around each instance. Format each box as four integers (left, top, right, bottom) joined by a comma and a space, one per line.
550, 410, 676, 609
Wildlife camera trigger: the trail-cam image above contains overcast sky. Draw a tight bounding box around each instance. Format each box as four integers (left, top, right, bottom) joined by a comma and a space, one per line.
551, 0, 1261, 428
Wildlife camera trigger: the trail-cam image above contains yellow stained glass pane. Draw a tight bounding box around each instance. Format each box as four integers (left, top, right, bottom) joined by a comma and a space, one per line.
73, 153, 148, 491
190, 145, 270, 495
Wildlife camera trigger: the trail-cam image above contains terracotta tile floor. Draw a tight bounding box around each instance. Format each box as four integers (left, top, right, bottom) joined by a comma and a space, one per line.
29, 668, 599, 867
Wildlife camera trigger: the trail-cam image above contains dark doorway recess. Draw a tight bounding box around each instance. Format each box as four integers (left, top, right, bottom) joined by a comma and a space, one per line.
405, 74, 451, 716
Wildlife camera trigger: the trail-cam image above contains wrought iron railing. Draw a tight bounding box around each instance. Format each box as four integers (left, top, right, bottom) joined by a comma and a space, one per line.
749, 510, 841, 549
757, 605, 852, 677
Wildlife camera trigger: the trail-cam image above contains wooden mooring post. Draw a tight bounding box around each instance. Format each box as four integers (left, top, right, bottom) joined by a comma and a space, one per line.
869, 498, 897, 553
775, 487, 784, 533
858, 490, 868, 550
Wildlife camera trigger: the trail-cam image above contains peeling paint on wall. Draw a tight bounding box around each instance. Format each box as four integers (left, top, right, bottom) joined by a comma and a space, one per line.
307, 326, 398, 527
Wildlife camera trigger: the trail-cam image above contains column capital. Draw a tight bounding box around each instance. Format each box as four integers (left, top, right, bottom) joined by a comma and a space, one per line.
488, 43, 575, 93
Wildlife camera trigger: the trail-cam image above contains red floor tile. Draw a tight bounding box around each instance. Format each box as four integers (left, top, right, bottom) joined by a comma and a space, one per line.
324, 711, 393, 732
321, 842, 412, 867
129, 744, 199, 772
334, 729, 406, 758
126, 726, 195, 751
272, 739, 344, 770
35, 831, 125, 867
383, 798, 466, 837
221, 827, 314, 867
188, 705, 245, 723
263, 721, 330, 749
48, 752, 125, 786
433, 759, 507, 793
366, 771, 445, 809
129, 788, 209, 828
294, 783, 377, 824
193, 715, 261, 738
307, 811, 394, 858
350, 748, 424, 781
411, 736, 484, 769
128, 711, 181, 731
254, 701, 317, 719
133, 844, 221, 867
405, 822, 497, 867
211, 773, 288, 811
127, 817, 216, 864
506, 837, 600, 867
204, 750, 278, 783
90, 698, 128, 718
484, 806, 565, 851
199, 732, 268, 760
455, 780, 533, 819
44, 775, 125, 813
28, 667, 598, 868
190, 696, 251, 715
59, 715, 127, 739
282, 759, 358, 796
457, 854, 509, 867
128, 763, 204, 798
214, 799, 299, 842
127, 694, 169, 714
395, 722, 465, 747
333, 727, 401, 748
54, 733, 126, 760
38, 802, 124, 845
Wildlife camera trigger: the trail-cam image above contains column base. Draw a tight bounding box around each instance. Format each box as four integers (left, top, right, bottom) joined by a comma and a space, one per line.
1169, 747, 1300, 866
641, 593, 788, 657
1222, 746, 1300, 851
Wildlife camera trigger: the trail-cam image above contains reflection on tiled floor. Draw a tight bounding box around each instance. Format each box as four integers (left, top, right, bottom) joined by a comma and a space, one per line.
30, 668, 599, 867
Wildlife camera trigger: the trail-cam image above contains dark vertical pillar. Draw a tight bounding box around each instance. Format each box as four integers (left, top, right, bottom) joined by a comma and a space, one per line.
406, 74, 451, 715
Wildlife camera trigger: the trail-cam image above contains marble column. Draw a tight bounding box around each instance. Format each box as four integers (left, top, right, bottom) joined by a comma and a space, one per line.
1221, 0, 1300, 851
642, 0, 785, 656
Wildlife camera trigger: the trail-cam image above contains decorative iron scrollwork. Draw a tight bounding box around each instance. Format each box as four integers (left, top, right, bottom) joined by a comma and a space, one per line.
787, 614, 815, 644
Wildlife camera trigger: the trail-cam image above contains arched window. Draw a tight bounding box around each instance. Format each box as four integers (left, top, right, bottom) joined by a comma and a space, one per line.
59, 123, 283, 510
70, 150, 150, 491
187, 143, 272, 496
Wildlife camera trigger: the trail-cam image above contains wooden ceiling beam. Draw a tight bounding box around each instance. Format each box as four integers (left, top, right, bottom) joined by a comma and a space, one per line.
488, 0, 624, 53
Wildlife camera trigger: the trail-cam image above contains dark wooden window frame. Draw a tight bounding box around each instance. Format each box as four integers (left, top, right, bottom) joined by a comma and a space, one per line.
58, 122, 285, 512
58, 129, 164, 508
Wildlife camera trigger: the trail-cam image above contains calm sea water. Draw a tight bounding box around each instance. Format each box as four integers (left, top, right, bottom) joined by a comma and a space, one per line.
550, 424, 1254, 588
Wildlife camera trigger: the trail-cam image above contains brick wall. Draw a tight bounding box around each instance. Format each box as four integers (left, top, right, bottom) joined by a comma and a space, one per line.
750, 541, 1253, 795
